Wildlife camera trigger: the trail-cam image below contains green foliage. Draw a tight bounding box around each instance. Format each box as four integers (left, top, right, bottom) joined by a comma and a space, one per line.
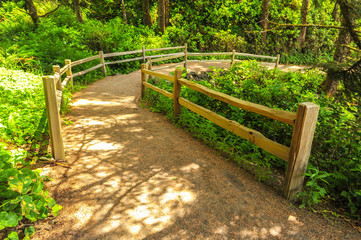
0, 67, 62, 239
0, 68, 46, 145
143, 61, 361, 217
0, 144, 61, 239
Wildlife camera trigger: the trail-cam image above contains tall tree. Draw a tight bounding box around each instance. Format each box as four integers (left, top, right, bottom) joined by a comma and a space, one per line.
298, 0, 309, 47
122, 0, 127, 24
24, 0, 39, 27
73, 0, 84, 23
143, 0, 152, 26
158, 0, 169, 33
260, 0, 270, 42
322, 0, 360, 94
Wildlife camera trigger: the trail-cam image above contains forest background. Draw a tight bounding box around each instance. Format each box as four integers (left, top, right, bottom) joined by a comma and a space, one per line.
0, 0, 360, 239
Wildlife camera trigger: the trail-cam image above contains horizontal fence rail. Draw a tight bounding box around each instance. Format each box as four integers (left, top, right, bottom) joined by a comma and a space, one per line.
43, 43, 283, 190
140, 62, 319, 200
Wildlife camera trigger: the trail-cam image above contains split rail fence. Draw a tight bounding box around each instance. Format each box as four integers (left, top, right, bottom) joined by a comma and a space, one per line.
43, 44, 317, 199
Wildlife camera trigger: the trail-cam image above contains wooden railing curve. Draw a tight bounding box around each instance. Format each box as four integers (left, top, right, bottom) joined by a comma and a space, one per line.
140, 60, 319, 200
43, 44, 312, 199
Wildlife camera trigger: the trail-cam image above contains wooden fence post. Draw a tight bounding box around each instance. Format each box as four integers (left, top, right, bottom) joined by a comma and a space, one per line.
147, 57, 152, 71
284, 102, 320, 199
65, 59, 73, 89
52, 65, 62, 90
142, 46, 146, 62
231, 50, 236, 67
173, 69, 182, 121
275, 54, 280, 68
43, 76, 65, 161
99, 51, 107, 76
147, 57, 154, 79
184, 43, 188, 72
141, 63, 147, 98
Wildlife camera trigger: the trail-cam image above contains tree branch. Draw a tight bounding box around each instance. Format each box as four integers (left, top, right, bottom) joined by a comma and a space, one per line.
342, 44, 361, 53
39, 4, 61, 18
245, 20, 361, 34
338, 0, 361, 49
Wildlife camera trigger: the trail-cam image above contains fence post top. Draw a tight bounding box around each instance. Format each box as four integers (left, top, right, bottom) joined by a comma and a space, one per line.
299, 102, 320, 109
43, 75, 54, 79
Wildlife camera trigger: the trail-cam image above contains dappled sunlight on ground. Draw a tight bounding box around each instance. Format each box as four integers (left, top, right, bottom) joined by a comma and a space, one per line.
33, 67, 360, 240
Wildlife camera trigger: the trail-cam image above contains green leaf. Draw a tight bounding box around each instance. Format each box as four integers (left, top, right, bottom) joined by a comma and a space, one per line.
51, 204, 62, 217
0, 211, 20, 228
7, 231, 19, 240
24, 226, 35, 237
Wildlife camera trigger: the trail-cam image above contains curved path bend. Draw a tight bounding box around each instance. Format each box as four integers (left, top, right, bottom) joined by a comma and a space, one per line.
34, 62, 360, 239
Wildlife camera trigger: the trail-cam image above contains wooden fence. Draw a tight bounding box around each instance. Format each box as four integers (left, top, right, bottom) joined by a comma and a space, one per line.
44, 45, 308, 197
140, 60, 319, 200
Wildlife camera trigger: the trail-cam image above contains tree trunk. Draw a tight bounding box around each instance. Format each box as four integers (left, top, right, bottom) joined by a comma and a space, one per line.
322, 19, 351, 94
122, 0, 127, 24
332, 3, 339, 22
24, 0, 39, 27
165, 0, 169, 27
143, 0, 152, 26
158, 0, 165, 33
298, 0, 309, 48
73, 0, 84, 23
260, 0, 270, 42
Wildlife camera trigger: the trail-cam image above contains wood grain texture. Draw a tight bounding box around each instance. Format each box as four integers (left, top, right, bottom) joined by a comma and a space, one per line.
188, 52, 233, 56
103, 49, 143, 58
105, 57, 144, 65
72, 54, 100, 67
151, 53, 184, 63
142, 69, 174, 82
72, 63, 103, 78
235, 52, 277, 60
179, 98, 290, 161
143, 82, 173, 99
59, 65, 69, 76
42, 76, 65, 160
52, 65, 62, 90
99, 51, 107, 76
284, 102, 320, 199
144, 46, 185, 52
64, 59, 73, 89
173, 69, 182, 121
178, 78, 296, 125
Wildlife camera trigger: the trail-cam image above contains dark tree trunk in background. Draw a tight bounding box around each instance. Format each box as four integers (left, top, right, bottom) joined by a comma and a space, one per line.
298, 0, 309, 47
143, 0, 152, 26
73, 0, 84, 23
122, 0, 127, 24
322, 19, 351, 94
24, 0, 39, 27
158, 0, 169, 33
322, 0, 360, 95
158, 0, 165, 33
332, 3, 339, 22
260, 0, 270, 42
165, 0, 169, 27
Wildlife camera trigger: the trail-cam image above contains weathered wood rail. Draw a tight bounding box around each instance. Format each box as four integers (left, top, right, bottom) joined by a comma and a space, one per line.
140, 61, 319, 200
43, 44, 312, 199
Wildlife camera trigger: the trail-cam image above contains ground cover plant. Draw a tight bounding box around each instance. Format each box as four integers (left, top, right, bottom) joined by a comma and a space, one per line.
0, 68, 64, 239
143, 61, 361, 218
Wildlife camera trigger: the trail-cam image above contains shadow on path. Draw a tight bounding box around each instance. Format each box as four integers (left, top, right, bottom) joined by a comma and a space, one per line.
33, 63, 359, 240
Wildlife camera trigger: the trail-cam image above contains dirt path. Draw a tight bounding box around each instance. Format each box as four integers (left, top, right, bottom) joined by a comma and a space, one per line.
34, 62, 359, 239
